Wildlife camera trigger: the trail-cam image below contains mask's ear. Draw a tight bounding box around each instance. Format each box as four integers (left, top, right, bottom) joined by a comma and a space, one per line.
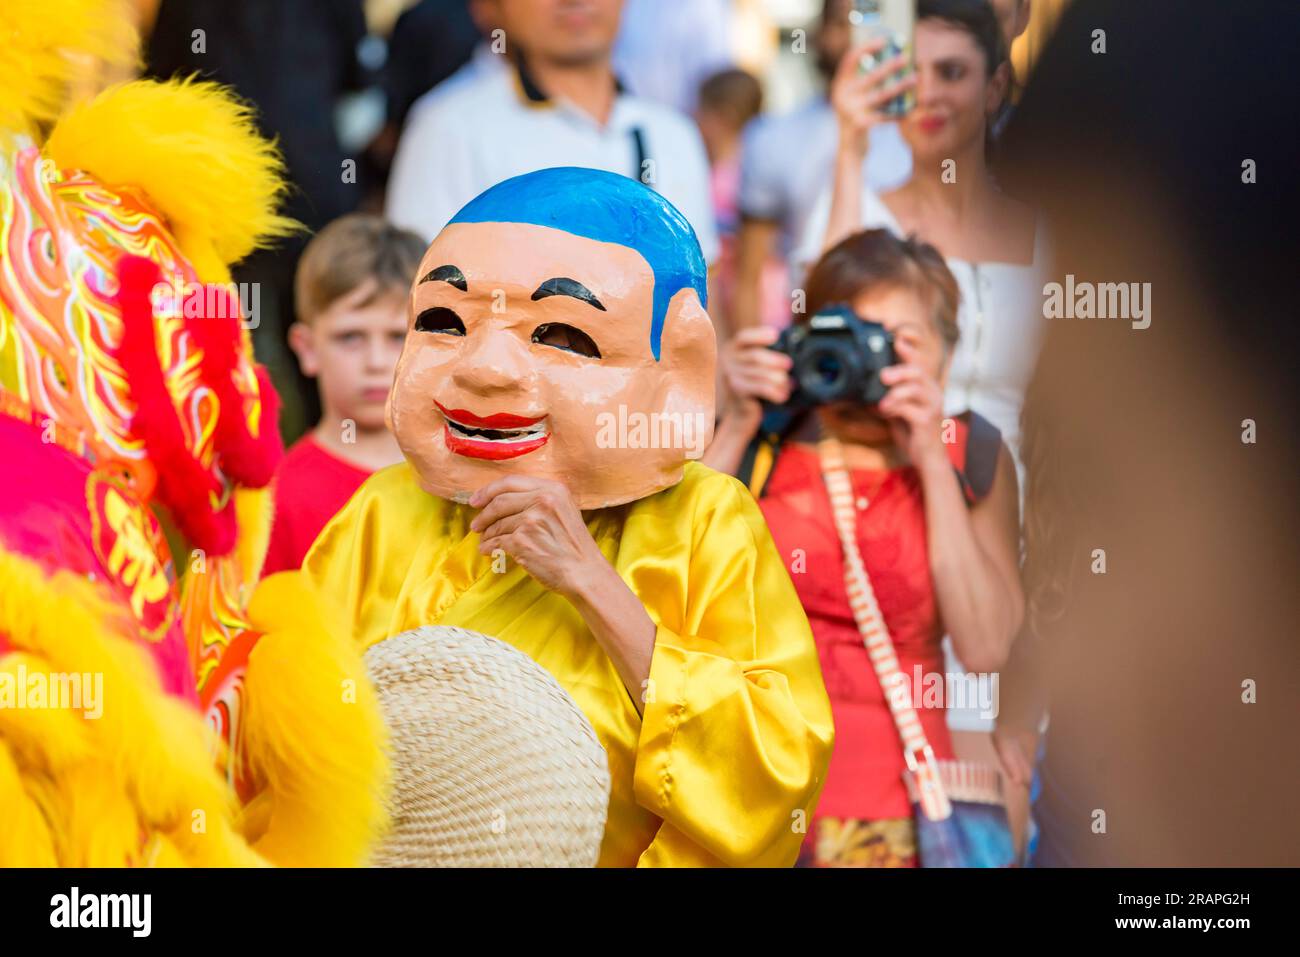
656, 288, 717, 456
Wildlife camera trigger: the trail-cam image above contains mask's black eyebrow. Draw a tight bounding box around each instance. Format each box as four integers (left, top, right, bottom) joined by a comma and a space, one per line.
531, 277, 606, 311
418, 264, 467, 291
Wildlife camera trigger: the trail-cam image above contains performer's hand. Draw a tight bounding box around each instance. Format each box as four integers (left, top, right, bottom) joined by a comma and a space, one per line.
469, 475, 607, 598
877, 340, 948, 474
470, 474, 657, 711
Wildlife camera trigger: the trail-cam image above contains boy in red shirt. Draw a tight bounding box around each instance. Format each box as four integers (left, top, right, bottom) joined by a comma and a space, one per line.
263, 214, 426, 574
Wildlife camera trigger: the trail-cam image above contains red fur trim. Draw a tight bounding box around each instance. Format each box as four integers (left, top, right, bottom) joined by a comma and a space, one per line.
114, 256, 237, 555
227, 365, 283, 487
187, 287, 284, 488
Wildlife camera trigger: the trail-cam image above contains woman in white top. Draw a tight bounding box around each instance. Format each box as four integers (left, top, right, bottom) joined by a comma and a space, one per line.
797, 0, 1047, 845
802, 0, 1048, 476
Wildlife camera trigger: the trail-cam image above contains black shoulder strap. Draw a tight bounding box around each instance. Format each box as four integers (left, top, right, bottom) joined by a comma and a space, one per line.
736, 406, 809, 499
951, 410, 1003, 505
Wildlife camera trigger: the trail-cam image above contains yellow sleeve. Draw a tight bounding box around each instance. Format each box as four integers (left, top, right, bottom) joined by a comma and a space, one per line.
631, 474, 834, 867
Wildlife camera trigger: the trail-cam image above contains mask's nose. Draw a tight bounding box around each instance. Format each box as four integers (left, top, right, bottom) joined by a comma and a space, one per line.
451, 324, 537, 398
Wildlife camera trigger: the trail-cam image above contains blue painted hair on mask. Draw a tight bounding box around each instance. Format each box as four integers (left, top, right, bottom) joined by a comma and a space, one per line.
446, 167, 707, 361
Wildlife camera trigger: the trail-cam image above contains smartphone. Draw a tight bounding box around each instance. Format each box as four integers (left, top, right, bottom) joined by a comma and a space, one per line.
848, 0, 916, 118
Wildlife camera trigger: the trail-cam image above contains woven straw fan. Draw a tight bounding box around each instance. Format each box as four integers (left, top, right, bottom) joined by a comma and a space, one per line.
366, 626, 611, 867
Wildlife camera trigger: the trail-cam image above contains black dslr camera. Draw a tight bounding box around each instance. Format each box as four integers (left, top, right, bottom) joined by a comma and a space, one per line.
772, 305, 896, 409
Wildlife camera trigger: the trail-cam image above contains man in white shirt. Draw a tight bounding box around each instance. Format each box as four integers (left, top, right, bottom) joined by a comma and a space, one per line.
386, 0, 719, 267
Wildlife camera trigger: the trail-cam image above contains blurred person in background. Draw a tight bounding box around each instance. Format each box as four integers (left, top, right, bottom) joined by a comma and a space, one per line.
264, 215, 425, 575
799, 0, 1048, 847
695, 68, 765, 335
611, 0, 735, 115
365, 0, 488, 191
809, 0, 1044, 467
385, 0, 719, 270
733, 0, 912, 332
996, 0, 1300, 866
704, 229, 1023, 866
388, 0, 509, 141
383, 0, 484, 138
989, 0, 1032, 44
987, 0, 1032, 137
144, 0, 375, 437
792, 0, 1034, 293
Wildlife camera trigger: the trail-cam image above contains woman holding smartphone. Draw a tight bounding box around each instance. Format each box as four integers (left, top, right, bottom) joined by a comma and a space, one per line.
805, 0, 1045, 470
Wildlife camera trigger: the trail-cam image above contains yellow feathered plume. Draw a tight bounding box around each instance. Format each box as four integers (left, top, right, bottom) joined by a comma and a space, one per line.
0, 548, 267, 867
0, 0, 137, 149
44, 78, 300, 279
240, 573, 391, 866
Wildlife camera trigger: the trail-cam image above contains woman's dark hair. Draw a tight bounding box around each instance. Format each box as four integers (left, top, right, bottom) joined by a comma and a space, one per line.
919, 0, 1007, 75
803, 228, 961, 352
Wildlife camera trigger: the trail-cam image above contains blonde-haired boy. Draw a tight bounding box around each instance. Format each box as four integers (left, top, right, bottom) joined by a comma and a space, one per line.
264, 214, 425, 574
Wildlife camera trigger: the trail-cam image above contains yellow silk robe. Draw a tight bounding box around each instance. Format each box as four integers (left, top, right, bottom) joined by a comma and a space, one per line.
301, 460, 834, 866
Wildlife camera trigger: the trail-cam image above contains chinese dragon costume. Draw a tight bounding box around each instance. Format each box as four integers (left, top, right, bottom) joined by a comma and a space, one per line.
0, 0, 387, 866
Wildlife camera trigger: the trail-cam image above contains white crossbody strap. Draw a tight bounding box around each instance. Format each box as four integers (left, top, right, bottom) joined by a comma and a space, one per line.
817, 438, 952, 822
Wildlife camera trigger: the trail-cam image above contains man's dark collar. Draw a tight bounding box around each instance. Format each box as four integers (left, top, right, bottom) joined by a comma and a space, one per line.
511, 51, 626, 105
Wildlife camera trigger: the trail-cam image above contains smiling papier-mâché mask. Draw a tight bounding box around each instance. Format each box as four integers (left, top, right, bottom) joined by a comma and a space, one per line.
389, 167, 717, 509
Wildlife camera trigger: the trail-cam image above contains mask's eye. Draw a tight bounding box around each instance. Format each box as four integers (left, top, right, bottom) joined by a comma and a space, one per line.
414, 306, 465, 335
531, 323, 601, 358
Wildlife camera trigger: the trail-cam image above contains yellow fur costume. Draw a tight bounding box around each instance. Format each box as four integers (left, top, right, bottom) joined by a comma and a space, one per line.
0, 0, 388, 866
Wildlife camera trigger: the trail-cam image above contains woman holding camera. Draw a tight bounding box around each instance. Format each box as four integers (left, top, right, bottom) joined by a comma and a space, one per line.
705, 228, 1023, 866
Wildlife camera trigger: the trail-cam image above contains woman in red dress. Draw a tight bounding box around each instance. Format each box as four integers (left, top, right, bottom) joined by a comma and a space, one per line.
705, 229, 1024, 865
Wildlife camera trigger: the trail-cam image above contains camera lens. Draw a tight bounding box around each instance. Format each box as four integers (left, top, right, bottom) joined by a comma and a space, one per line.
813, 351, 843, 386
797, 342, 856, 403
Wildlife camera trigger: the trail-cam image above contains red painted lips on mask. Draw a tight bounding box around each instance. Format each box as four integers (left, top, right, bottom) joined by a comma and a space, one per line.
435, 401, 550, 460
